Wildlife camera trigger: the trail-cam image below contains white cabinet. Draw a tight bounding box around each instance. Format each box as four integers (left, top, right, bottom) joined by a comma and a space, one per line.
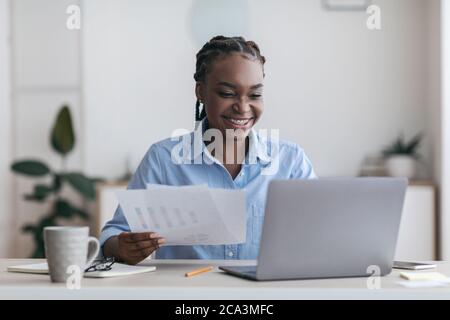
394, 183, 436, 261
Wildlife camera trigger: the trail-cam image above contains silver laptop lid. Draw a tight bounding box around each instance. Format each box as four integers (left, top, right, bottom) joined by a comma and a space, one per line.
256, 177, 408, 280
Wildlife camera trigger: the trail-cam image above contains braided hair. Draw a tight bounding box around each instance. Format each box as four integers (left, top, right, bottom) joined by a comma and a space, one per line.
193, 36, 266, 122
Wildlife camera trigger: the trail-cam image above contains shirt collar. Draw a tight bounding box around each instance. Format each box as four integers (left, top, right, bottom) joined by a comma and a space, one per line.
192, 118, 272, 165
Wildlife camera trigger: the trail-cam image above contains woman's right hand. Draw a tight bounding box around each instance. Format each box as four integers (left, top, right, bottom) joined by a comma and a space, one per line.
105, 232, 166, 265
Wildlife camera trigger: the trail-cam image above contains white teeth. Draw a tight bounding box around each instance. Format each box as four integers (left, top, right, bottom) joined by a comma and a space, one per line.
228, 118, 250, 125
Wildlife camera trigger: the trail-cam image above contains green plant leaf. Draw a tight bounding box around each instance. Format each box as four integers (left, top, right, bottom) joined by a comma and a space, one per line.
31, 244, 45, 259
382, 132, 423, 157
52, 174, 62, 193
39, 216, 56, 229
54, 199, 75, 218
11, 160, 50, 177
405, 133, 423, 154
50, 105, 75, 156
23, 184, 53, 202
35, 184, 53, 196
22, 224, 36, 233
63, 173, 96, 200
24, 194, 47, 202
72, 206, 90, 220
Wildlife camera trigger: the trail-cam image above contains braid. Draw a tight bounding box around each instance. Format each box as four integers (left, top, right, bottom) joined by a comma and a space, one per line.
193, 35, 266, 122
195, 100, 201, 121
195, 99, 206, 122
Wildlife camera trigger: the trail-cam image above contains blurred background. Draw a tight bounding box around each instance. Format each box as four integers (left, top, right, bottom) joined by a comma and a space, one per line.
0, 0, 449, 261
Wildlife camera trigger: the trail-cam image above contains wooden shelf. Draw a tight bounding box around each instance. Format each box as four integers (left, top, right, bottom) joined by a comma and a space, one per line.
408, 180, 435, 187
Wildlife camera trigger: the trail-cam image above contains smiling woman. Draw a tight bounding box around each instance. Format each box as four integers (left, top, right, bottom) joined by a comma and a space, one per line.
100, 35, 317, 264
194, 36, 265, 124
193, 36, 266, 173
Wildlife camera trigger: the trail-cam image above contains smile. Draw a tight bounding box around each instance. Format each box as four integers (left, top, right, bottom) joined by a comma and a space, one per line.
227, 118, 251, 125
222, 116, 254, 128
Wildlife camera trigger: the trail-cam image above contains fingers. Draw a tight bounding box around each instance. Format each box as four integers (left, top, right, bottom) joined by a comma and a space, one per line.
127, 238, 166, 251
128, 243, 160, 258
120, 232, 161, 243
118, 232, 166, 264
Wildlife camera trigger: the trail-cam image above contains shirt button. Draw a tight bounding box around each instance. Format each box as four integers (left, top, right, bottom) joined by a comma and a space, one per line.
228, 251, 234, 257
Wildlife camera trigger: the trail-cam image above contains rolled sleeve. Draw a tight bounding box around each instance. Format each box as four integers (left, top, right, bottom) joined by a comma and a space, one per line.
98, 223, 126, 250
99, 144, 165, 249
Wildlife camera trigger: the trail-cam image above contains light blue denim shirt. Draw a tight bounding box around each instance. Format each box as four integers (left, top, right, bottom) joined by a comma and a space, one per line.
100, 118, 316, 259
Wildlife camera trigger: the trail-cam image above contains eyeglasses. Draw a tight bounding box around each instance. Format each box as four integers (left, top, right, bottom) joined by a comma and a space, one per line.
85, 257, 115, 273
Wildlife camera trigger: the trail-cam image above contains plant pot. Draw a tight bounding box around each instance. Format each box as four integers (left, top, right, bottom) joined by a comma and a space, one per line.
385, 155, 417, 178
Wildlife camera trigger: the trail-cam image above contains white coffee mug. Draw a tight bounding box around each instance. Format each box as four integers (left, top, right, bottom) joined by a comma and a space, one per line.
44, 226, 99, 283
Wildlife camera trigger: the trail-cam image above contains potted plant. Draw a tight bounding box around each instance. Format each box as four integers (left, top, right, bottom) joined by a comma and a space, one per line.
11, 105, 102, 258
382, 133, 423, 179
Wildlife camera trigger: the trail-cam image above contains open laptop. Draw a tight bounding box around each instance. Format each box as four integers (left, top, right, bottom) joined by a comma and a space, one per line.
219, 177, 408, 281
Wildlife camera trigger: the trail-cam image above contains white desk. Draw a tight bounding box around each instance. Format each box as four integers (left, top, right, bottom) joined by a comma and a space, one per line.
1, 259, 450, 300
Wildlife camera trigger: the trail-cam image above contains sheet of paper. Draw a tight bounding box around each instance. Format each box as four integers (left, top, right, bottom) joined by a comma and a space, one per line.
147, 183, 246, 241
208, 188, 246, 243
116, 185, 246, 245
397, 272, 450, 288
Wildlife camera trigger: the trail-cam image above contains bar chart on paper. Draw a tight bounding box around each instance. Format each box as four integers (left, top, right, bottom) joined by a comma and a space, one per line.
115, 185, 246, 245
134, 206, 209, 242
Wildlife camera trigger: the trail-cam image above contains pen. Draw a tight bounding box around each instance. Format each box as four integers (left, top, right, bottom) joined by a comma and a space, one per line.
185, 266, 214, 277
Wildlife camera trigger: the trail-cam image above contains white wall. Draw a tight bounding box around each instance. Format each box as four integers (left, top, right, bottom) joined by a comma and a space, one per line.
82, 0, 196, 178
0, 0, 12, 257
82, 0, 438, 179
441, 0, 450, 260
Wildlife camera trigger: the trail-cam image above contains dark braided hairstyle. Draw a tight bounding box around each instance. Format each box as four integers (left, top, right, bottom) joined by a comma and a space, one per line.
193, 36, 266, 122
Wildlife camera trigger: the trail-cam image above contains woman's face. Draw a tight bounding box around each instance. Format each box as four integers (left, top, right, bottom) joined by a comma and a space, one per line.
196, 53, 264, 141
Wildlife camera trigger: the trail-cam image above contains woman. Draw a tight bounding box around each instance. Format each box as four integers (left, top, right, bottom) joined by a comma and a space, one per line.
101, 36, 316, 264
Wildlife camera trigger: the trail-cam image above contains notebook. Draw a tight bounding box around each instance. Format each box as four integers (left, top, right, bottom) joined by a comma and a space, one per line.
6, 262, 156, 278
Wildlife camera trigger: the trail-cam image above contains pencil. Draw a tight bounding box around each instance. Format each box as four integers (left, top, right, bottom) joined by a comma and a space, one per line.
185, 266, 214, 277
